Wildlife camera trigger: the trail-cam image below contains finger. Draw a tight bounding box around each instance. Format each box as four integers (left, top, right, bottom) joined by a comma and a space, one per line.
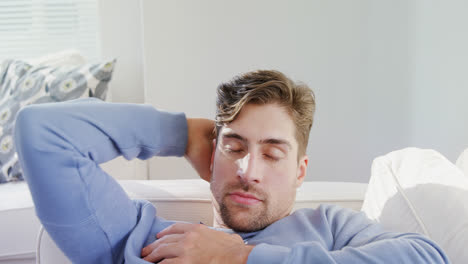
141, 234, 184, 257
142, 242, 180, 263
157, 222, 202, 239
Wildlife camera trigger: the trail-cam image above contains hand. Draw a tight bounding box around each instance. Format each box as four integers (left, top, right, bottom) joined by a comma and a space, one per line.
140, 223, 254, 264
184, 118, 216, 182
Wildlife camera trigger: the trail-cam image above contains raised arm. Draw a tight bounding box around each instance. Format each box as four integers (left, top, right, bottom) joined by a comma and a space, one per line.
14, 98, 191, 263
15, 97, 188, 165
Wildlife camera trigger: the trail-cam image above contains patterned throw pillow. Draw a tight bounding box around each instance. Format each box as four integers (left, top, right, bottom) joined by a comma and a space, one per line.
0, 59, 116, 183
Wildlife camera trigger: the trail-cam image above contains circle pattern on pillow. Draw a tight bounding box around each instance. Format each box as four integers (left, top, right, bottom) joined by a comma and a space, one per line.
0, 58, 116, 183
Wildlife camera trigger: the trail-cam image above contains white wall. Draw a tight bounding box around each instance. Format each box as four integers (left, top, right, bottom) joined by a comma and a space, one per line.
140, 0, 415, 183
98, 0, 468, 183
97, 0, 145, 104
408, 0, 468, 161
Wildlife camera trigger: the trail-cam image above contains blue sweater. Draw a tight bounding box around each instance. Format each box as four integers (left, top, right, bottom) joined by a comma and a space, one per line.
14, 98, 449, 264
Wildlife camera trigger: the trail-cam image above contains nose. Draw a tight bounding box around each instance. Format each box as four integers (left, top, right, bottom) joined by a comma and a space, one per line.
236, 153, 262, 183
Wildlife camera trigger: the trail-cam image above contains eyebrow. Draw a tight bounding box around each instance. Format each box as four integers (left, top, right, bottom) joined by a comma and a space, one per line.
222, 132, 292, 150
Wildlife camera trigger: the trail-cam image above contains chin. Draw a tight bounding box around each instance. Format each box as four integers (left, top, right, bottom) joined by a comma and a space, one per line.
220, 204, 273, 233
227, 218, 270, 233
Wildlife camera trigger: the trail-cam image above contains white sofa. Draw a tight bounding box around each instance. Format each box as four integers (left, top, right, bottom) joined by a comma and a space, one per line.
0, 182, 41, 263
36, 148, 468, 264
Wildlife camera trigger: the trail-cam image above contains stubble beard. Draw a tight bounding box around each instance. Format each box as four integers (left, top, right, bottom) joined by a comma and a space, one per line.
217, 183, 275, 233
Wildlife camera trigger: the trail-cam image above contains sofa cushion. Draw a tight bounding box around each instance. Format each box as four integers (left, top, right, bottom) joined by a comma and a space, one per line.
456, 148, 468, 177
0, 58, 116, 184
361, 147, 468, 264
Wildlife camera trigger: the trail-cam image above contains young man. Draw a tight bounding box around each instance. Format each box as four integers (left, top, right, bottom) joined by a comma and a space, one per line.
14, 70, 449, 263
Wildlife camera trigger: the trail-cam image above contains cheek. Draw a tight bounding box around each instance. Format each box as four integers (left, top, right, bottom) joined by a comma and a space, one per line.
211, 151, 239, 193
213, 150, 237, 175
267, 158, 297, 180
265, 164, 298, 200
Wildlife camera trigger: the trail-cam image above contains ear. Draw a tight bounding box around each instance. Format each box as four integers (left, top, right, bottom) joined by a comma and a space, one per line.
295, 155, 308, 188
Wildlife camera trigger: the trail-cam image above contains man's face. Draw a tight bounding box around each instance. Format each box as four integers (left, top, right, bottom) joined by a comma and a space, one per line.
210, 103, 308, 232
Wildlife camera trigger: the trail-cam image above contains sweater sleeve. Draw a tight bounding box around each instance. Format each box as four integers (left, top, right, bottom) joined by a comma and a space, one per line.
15, 97, 188, 164
14, 97, 188, 263
14, 97, 188, 222
247, 205, 450, 264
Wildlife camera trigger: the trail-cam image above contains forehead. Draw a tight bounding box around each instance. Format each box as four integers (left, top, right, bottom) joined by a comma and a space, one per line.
220, 103, 297, 147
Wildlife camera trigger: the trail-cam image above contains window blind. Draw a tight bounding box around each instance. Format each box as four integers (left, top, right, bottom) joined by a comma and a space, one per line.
0, 0, 101, 62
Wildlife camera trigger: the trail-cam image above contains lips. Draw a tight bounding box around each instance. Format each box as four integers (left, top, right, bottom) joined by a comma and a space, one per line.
229, 191, 262, 205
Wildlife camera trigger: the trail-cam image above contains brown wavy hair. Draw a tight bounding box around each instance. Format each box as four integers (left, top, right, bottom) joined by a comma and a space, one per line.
215, 70, 315, 158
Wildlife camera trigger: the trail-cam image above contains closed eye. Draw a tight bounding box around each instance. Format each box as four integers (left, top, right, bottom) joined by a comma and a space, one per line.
225, 148, 244, 153
263, 154, 279, 161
